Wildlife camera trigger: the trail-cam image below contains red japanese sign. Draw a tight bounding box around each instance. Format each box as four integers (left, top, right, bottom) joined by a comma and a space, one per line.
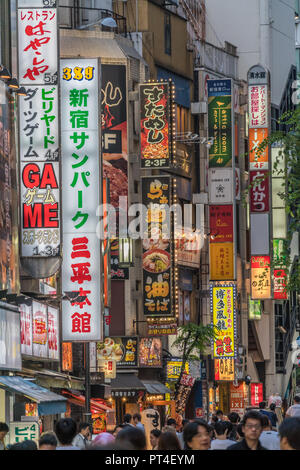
251, 256, 271, 299
230, 382, 245, 414
249, 85, 268, 128
209, 205, 234, 243
250, 170, 269, 212
250, 383, 263, 407
273, 269, 288, 300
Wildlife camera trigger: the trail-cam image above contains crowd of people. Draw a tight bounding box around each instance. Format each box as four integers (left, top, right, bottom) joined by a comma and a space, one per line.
1, 396, 300, 451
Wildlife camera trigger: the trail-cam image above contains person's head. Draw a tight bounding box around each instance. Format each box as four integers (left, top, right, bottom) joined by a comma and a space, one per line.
166, 418, 177, 429
236, 423, 244, 440
269, 403, 276, 412
183, 420, 211, 450
216, 410, 224, 421
123, 413, 132, 425
133, 413, 142, 425
39, 432, 57, 450
113, 424, 125, 437
158, 431, 181, 451
91, 432, 115, 447
294, 395, 300, 405
228, 412, 240, 424
259, 401, 266, 410
279, 417, 300, 450
182, 419, 189, 429
0, 422, 9, 442
116, 425, 146, 450
9, 440, 37, 450
241, 411, 264, 443
214, 421, 232, 439
211, 414, 218, 424
150, 429, 161, 449
260, 414, 272, 431
78, 422, 90, 438
55, 418, 77, 446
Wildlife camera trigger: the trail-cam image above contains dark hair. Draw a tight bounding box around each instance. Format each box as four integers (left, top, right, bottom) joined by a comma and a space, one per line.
116, 425, 146, 450
279, 417, 300, 450
242, 410, 264, 427
150, 429, 161, 438
216, 409, 223, 416
0, 422, 9, 433
211, 415, 218, 424
113, 424, 125, 433
123, 413, 132, 424
78, 422, 90, 433
259, 401, 266, 409
183, 420, 210, 449
236, 423, 244, 438
9, 440, 37, 450
214, 421, 232, 436
39, 433, 57, 448
158, 431, 181, 450
133, 413, 141, 422
182, 419, 189, 428
260, 414, 271, 429
55, 418, 77, 445
270, 403, 276, 411
166, 418, 176, 427
294, 396, 300, 404
228, 412, 240, 424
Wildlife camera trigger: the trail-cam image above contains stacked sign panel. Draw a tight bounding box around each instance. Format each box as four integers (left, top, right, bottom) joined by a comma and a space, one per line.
61, 59, 102, 341
18, 2, 60, 259
248, 65, 272, 300
210, 285, 237, 360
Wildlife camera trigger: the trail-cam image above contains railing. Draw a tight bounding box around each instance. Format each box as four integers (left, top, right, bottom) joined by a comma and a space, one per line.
194, 41, 238, 80
59, 6, 127, 36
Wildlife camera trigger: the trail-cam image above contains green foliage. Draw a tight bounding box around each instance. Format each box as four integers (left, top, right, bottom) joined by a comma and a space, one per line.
172, 323, 217, 361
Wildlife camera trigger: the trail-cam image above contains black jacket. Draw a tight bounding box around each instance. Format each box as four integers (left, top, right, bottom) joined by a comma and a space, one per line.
227, 439, 268, 450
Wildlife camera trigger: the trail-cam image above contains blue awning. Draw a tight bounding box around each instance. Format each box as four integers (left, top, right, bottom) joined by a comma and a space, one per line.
0, 376, 67, 416
157, 67, 191, 108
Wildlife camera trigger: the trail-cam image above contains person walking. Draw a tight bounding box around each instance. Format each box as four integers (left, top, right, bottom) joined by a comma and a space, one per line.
177, 419, 189, 450
55, 418, 80, 450
150, 429, 161, 450
285, 395, 300, 418
210, 421, 235, 450
183, 420, 211, 450
115, 425, 146, 450
258, 415, 280, 450
72, 422, 90, 450
0, 423, 9, 450
268, 403, 278, 430
133, 413, 145, 432
123, 413, 134, 427
227, 412, 241, 441
38, 432, 57, 450
227, 411, 267, 450
157, 431, 181, 450
279, 417, 300, 450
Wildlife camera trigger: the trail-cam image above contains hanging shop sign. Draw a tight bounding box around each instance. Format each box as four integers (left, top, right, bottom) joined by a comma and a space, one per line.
20, 303, 33, 356
180, 372, 196, 388
139, 337, 162, 367
249, 170, 269, 213
207, 79, 232, 167
47, 306, 59, 360
208, 168, 233, 204
175, 229, 201, 269
273, 269, 288, 300
147, 318, 177, 336
210, 285, 237, 359
214, 358, 235, 381
248, 85, 268, 129
249, 297, 262, 320
18, 3, 60, 261
251, 256, 272, 299
9, 422, 39, 446
209, 205, 234, 243
140, 82, 172, 169
32, 300, 48, 358
250, 383, 263, 407
0, 307, 22, 371
98, 359, 116, 379
210, 243, 234, 281
110, 238, 129, 280
97, 337, 138, 368
102, 178, 110, 306
142, 176, 172, 317
62, 342, 73, 372
230, 382, 245, 415
249, 128, 269, 170
166, 360, 189, 380
60, 58, 102, 342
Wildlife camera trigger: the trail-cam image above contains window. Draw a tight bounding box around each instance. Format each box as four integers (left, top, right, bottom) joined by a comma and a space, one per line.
164, 13, 171, 55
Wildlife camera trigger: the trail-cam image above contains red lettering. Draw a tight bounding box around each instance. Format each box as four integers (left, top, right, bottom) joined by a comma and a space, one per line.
44, 203, 58, 228
40, 163, 58, 189
23, 203, 42, 228
22, 163, 58, 189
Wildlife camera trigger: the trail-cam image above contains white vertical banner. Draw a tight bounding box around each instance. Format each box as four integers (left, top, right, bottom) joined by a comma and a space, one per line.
20, 303, 33, 356
32, 301, 48, 358
48, 306, 59, 360
61, 59, 102, 342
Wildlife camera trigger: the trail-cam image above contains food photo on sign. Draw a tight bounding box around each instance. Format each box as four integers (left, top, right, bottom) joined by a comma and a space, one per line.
97, 337, 137, 367
139, 337, 162, 367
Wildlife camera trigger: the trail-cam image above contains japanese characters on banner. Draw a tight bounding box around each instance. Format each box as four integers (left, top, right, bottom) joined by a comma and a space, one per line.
249, 297, 262, 320
9, 422, 39, 446
20, 303, 33, 356
210, 285, 237, 359
273, 239, 287, 300
142, 176, 172, 317
147, 318, 177, 336
62, 342, 73, 372
32, 300, 48, 358
139, 337, 162, 367
209, 205, 234, 243
250, 382, 263, 407
214, 358, 235, 381
210, 243, 234, 281
18, 3, 60, 258
97, 337, 138, 368
251, 256, 272, 299
230, 382, 246, 416
140, 82, 171, 169
208, 168, 233, 204
249, 170, 269, 213
47, 305, 59, 360
61, 58, 102, 342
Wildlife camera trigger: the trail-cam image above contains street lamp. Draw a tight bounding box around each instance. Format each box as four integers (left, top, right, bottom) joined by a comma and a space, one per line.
118, 237, 133, 268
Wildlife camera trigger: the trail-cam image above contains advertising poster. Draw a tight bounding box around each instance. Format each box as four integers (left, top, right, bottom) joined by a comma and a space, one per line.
211, 285, 236, 359
249, 170, 269, 213
166, 360, 189, 380
147, 319, 177, 336
209, 205, 234, 243
140, 82, 170, 169
32, 301, 48, 358
210, 242, 234, 281
47, 306, 59, 360
207, 79, 232, 167
249, 128, 269, 170
249, 85, 268, 128
142, 176, 172, 317
20, 303, 33, 356
251, 256, 271, 299
214, 358, 235, 381
250, 383, 263, 407
62, 342, 73, 372
230, 382, 245, 415
97, 337, 138, 368
273, 269, 288, 300
139, 337, 162, 367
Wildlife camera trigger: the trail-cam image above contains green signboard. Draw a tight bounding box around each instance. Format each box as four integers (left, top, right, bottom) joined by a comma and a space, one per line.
249, 297, 262, 321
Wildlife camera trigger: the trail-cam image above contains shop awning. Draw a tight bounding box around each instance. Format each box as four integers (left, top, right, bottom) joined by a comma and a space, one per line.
61, 389, 112, 413
110, 374, 146, 391
141, 381, 170, 395
19, 367, 85, 391
0, 376, 67, 416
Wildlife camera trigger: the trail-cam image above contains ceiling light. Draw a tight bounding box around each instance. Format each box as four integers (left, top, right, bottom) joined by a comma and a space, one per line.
0, 67, 11, 80
16, 87, 27, 96
7, 78, 19, 89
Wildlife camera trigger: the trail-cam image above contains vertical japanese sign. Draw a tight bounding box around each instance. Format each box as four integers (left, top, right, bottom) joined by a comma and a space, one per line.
209, 205, 234, 243
140, 82, 171, 169
32, 300, 48, 358
273, 238, 287, 300
61, 59, 102, 341
20, 303, 33, 356
18, 3, 60, 259
251, 256, 271, 299
142, 176, 172, 317
210, 285, 236, 359
249, 170, 269, 212
249, 297, 262, 320
207, 79, 232, 168
62, 342, 73, 372
47, 306, 59, 360
214, 358, 235, 381
9, 422, 39, 445
250, 383, 263, 407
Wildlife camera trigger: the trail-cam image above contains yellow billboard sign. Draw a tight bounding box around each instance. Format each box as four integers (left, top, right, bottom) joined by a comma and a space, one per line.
211, 285, 236, 359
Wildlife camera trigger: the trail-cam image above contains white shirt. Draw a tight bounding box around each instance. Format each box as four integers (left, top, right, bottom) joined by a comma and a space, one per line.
210, 439, 235, 450
286, 404, 300, 417
259, 431, 280, 450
